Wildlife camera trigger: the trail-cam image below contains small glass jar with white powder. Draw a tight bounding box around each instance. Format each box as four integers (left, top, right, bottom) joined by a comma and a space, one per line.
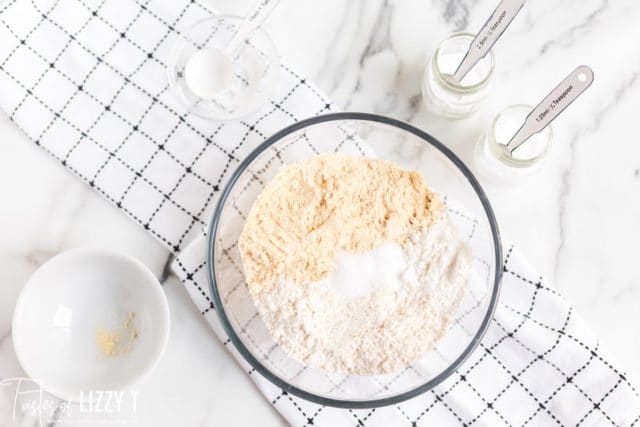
473, 104, 553, 187
422, 32, 495, 118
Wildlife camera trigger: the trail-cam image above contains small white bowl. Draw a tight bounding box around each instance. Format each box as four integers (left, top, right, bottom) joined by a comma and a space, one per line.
12, 248, 170, 401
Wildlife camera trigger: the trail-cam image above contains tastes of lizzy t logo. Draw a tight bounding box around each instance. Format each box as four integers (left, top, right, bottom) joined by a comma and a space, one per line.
0, 378, 139, 426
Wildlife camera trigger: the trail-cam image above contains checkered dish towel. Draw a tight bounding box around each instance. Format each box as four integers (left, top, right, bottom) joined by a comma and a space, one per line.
1, 0, 639, 425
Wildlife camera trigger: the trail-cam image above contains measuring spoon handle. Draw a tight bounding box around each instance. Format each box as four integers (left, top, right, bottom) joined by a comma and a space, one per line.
225, 0, 281, 56
506, 65, 595, 153
453, 0, 527, 82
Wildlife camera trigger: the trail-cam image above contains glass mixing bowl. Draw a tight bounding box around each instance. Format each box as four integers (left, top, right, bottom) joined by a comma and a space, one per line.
207, 113, 502, 408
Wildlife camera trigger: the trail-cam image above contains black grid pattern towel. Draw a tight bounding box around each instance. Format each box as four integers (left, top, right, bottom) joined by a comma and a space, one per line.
1, 0, 639, 425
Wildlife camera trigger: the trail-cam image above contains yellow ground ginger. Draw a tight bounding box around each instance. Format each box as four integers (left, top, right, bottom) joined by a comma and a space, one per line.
239, 154, 443, 291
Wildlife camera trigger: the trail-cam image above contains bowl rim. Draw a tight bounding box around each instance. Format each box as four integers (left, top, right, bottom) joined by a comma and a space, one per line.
206, 112, 503, 409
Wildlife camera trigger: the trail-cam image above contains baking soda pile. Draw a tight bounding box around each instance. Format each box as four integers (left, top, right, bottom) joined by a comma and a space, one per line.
239, 154, 470, 375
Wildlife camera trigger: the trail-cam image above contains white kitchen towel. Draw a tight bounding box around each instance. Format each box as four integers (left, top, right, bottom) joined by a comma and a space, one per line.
0, 0, 639, 425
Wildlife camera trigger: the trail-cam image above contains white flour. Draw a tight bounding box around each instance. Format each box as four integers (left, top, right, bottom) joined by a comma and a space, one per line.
253, 217, 471, 375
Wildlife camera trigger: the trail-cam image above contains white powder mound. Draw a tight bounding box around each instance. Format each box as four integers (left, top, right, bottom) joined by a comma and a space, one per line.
330, 241, 407, 297
252, 217, 471, 375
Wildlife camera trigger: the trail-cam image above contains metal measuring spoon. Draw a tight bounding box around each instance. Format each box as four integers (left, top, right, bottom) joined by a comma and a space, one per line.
500, 65, 594, 156
451, 0, 527, 83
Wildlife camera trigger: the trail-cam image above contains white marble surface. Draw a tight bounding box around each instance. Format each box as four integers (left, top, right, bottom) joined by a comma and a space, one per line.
1, 0, 640, 425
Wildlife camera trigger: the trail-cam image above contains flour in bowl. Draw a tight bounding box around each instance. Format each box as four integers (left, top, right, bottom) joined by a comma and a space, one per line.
239, 154, 470, 375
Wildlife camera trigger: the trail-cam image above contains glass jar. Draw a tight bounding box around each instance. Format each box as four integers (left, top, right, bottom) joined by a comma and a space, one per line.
422, 32, 495, 119
473, 104, 553, 187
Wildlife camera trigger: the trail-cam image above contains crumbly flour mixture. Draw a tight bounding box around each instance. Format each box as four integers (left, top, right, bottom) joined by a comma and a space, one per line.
239, 154, 470, 375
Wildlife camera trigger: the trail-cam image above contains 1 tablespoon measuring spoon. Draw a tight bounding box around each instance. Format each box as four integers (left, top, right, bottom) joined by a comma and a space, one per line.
499, 65, 594, 157
451, 0, 527, 83
184, 0, 280, 98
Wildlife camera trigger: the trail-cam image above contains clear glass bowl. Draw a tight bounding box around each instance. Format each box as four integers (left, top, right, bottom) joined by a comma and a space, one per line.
167, 15, 279, 121
422, 32, 495, 119
207, 113, 502, 408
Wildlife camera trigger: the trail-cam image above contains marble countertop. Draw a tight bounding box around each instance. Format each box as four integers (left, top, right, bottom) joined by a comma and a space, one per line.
1, 0, 639, 425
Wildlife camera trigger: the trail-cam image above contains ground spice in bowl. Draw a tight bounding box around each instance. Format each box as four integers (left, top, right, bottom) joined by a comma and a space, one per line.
239, 154, 471, 375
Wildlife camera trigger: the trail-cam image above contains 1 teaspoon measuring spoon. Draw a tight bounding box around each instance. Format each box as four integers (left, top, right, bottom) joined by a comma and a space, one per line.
450, 0, 527, 83
500, 65, 594, 157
